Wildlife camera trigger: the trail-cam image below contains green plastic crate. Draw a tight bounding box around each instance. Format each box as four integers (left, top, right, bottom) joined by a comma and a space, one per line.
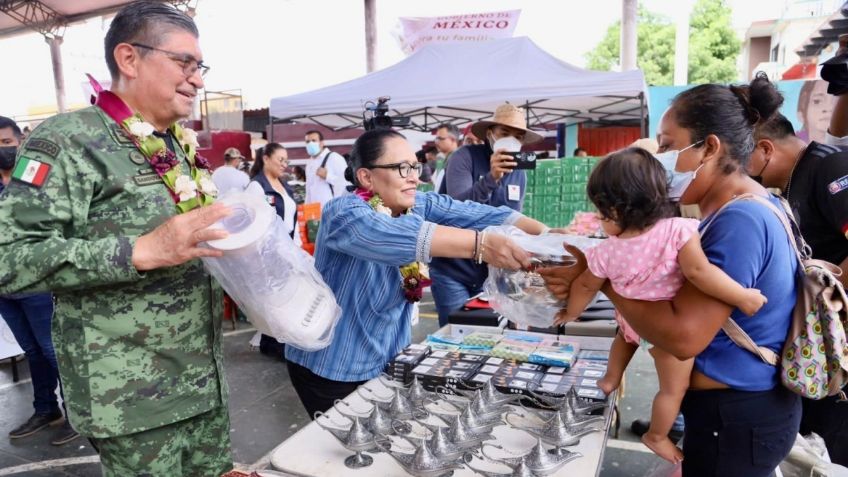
537, 159, 562, 169
569, 192, 587, 203
543, 206, 563, 217
542, 174, 562, 186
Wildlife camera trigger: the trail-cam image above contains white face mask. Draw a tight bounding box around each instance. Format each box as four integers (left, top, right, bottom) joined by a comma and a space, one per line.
654, 140, 704, 200
305, 141, 321, 157
491, 135, 522, 153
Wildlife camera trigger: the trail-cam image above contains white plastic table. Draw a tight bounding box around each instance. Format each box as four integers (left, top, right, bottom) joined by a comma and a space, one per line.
270, 330, 615, 477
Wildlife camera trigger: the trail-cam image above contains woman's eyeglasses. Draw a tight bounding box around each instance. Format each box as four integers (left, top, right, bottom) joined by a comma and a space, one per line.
368, 162, 423, 178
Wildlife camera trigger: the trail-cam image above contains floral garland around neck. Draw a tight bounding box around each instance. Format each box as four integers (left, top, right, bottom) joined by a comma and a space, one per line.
355, 187, 432, 303
124, 115, 217, 213
89, 80, 217, 214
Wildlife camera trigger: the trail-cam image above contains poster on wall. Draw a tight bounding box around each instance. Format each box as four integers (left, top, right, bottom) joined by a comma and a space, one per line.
395, 10, 521, 55
0, 316, 23, 361
648, 79, 837, 142
794, 79, 836, 144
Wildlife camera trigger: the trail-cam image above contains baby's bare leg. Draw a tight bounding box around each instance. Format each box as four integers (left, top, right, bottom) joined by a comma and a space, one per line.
598, 332, 638, 395
642, 346, 693, 464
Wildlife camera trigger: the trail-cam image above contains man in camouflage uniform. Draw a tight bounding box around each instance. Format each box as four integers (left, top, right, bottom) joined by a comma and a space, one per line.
0, 2, 232, 475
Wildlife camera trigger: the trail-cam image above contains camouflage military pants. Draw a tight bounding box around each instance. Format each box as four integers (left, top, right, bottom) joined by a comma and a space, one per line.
93, 405, 232, 477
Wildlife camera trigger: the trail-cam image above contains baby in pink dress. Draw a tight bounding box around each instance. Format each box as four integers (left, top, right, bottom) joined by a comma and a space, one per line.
588, 216, 698, 346
558, 148, 766, 464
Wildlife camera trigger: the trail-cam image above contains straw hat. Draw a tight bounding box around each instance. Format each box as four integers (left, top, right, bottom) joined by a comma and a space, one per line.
629, 138, 659, 154
471, 103, 543, 144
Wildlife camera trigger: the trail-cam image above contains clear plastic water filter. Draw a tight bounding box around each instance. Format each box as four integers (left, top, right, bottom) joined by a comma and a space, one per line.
203, 189, 341, 351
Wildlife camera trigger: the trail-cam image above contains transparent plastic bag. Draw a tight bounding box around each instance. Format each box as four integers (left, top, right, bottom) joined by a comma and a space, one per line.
202, 188, 341, 351
482, 225, 602, 328
780, 432, 848, 477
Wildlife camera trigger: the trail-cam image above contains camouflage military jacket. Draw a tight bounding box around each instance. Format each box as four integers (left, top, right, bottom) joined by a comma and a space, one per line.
0, 106, 227, 437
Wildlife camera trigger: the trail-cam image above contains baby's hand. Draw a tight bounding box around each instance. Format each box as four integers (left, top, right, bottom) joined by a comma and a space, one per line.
554, 310, 580, 326
738, 288, 768, 316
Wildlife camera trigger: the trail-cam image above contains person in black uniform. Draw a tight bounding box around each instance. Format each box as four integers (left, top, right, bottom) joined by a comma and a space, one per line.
748, 112, 848, 466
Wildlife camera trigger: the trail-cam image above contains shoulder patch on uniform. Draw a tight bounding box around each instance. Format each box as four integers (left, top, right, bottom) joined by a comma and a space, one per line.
23, 138, 60, 159
827, 175, 848, 195
11, 156, 51, 187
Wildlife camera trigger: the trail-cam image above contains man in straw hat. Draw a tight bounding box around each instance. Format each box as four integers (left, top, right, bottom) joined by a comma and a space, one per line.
431, 103, 544, 325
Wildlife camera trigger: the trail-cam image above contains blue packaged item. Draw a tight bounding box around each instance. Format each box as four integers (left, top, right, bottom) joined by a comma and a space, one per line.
528, 347, 577, 369
426, 334, 464, 346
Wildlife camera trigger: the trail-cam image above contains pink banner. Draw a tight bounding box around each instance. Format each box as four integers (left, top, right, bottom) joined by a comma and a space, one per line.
396, 9, 521, 55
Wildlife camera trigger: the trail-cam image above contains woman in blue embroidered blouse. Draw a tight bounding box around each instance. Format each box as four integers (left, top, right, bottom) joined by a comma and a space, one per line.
285, 129, 547, 419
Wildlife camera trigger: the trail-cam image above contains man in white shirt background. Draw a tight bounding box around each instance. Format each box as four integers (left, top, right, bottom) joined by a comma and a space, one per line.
210, 147, 250, 195
304, 130, 350, 205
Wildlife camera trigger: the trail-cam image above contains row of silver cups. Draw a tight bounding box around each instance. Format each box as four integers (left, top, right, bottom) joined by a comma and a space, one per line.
314, 374, 607, 477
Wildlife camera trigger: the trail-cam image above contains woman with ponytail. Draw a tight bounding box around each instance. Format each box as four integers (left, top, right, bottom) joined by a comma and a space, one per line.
542, 73, 800, 476
250, 143, 300, 245
248, 143, 302, 359
283, 129, 547, 419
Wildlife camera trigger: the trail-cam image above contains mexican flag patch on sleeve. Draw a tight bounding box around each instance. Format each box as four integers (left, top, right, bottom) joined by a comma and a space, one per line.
12, 157, 51, 187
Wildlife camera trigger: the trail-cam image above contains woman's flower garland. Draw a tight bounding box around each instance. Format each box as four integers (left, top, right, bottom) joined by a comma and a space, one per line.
355, 188, 431, 303
92, 85, 216, 213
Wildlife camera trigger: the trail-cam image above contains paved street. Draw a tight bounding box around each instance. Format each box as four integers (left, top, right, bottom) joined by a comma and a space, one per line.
0, 291, 669, 476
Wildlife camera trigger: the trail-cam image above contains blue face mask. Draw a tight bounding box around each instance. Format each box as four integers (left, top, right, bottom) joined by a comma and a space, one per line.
654, 140, 704, 200
305, 141, 321, 157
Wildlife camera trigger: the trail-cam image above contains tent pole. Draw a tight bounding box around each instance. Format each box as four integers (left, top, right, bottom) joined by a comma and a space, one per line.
268, 114, 274, 143
621, 0, 637, 71
639, 92, 647, 138
364, 0, 377, 73
46, 36, 66, 113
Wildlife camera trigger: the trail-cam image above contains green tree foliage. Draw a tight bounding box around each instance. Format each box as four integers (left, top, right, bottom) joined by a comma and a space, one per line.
586, 7, 675, 85
687, 0, 742, 84
585, 0, 741, 85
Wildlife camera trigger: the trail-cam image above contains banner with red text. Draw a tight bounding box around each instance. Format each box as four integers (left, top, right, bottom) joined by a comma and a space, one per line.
395, 10, 521, 55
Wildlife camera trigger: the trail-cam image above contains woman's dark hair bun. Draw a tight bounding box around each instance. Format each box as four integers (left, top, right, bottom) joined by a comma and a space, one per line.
344, 165, 355, 184
670, 72, 784, 174
731, 72, 783, 126
748, 72, 784, 124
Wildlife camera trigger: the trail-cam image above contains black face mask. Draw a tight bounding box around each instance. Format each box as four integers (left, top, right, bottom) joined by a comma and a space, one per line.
748, 156, 770, 185
0, 146, 16, 171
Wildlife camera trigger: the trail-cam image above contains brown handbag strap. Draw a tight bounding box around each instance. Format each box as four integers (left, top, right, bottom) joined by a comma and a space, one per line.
733, 194, 806, 263
722, 317, 779, 365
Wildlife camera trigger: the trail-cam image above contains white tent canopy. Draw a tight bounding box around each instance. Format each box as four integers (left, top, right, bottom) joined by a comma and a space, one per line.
269, 37, 649, 133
